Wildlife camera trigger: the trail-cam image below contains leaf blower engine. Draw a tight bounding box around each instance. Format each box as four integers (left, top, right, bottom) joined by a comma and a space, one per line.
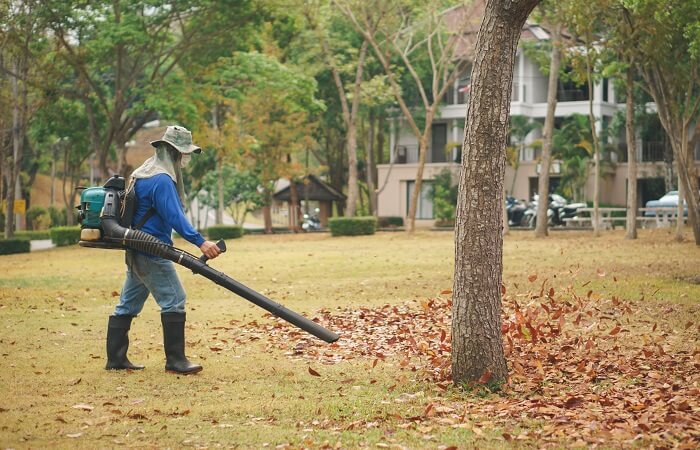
77, 175, 339, 343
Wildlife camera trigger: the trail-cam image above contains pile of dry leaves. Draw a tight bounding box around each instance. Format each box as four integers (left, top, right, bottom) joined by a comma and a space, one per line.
235, 279, 699, 447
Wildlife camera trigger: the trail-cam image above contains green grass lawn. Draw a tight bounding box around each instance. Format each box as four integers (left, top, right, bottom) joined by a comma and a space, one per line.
0, 228, 698, 448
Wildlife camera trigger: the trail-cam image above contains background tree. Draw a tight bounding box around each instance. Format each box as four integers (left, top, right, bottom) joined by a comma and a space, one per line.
337, 0, 470, 233
201, 51, 323, 233
44, 0, 260, 179
623, 0, 700, 245
304, 2, 370, 217
430, 169, 458, 225
562, 0, 607, 237
452, 0, 539, 386
201, 166, 264, 226
534, 17, 562, 238
508, 115, 541, 196
1, 0, 46, 237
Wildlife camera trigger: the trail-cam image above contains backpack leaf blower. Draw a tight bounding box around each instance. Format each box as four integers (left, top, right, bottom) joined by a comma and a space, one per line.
77, 175, 339, 343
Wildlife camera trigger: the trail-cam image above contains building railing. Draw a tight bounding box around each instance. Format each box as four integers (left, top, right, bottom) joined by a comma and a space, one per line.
557, 89, 589, 102
394, 144, 420, 164
616, 141, 669, 163
393, 144, 460, 164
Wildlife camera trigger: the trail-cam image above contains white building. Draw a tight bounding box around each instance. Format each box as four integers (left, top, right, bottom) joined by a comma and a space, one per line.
377, 4, 700, 226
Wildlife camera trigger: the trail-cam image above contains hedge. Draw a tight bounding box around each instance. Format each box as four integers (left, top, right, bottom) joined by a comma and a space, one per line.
0, 239, 31, 255
378, 216, 404, 228
50, 226, 81, 246
328, 216, 377, 237
15, 230, 51, 240
206, 225, 244, 240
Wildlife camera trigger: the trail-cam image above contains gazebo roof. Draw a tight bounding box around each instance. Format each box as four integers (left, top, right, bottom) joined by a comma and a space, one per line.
273, 175, 346, 202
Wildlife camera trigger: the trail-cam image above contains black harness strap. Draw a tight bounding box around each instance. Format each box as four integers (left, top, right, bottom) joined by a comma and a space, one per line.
134, 208, 156, 230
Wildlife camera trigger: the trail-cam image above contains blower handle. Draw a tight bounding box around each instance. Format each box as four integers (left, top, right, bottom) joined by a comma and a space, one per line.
199, 239, 227, 263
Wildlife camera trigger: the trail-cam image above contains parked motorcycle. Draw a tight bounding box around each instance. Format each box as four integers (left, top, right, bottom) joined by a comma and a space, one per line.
506, 196, 530, 227
302, 208, 322, 231
523, 194, 586, 228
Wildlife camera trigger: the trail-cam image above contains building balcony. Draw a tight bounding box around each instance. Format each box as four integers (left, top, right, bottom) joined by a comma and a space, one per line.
392, 144, 460, 165
616, 141, 670, 163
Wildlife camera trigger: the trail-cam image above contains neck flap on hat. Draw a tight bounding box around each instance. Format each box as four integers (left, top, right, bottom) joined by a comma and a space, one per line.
130, 144, 186, 204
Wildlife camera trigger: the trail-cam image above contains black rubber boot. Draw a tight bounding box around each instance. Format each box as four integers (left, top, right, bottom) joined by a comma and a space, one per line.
161, 313, 202, 374
105, 315, 145, 370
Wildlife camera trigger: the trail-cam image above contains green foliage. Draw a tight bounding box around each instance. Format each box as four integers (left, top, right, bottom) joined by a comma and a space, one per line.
47, 206, 67, 228
430, 170, 458, 222
27, 206, 50, 231
328, 216, 377, 236
0, 239, 31, 255
206, 225, 244, 240
378, 216, 404, 228
211, 51, 324, 114
49, 226, 80, 247
14, 230, 51, 240
201, 166, 265, 226
554, 114, 594, 201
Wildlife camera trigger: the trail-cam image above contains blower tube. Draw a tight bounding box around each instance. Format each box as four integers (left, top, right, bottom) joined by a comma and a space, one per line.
99, 189, 339, 343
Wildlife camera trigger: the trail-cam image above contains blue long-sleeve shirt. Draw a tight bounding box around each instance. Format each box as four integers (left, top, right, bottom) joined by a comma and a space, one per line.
132, 173, 205, 248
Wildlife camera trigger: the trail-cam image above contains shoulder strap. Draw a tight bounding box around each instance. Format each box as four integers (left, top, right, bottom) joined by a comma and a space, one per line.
134, 208, 156, 230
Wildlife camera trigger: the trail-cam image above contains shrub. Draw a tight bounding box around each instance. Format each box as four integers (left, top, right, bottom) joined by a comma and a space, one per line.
15, 230, 51, 240
328, 216, 377, 237
378, 216, 404, 228
27, 206, 50, 230
206, 225, 244, 240
48, 206, 67, 227
430, 169, 458, 222
50, 226, 81, 246
0, 239, 31, 255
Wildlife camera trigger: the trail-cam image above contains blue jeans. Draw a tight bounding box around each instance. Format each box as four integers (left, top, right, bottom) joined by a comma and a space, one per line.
114, 250, 186, 316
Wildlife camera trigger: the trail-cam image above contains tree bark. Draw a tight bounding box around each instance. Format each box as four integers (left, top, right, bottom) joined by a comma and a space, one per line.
584, 43, 602, 237
453, 0, 539, 386
535, 23, 561, 238
625, 66, 638, 240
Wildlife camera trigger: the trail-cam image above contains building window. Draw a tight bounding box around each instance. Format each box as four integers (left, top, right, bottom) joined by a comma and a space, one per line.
602, 78, 609, 102
431, 123, 448, 163
406, 180, 434, 219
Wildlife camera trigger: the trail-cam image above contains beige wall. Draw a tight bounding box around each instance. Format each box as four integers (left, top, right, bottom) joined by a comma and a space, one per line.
378, 160, 700, 224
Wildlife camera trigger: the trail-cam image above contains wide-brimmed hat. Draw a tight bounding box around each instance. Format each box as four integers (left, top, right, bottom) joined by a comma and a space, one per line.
150, 125, 201, 154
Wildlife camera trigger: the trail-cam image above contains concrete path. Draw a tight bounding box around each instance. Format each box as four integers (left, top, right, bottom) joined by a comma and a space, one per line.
30, 239, 55, 251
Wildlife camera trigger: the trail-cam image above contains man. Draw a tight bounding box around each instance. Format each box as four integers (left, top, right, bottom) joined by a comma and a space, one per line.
105, 125, 221, 374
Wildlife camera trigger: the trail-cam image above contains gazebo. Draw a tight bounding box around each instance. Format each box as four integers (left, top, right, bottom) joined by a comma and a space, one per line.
273, 175, 346, 228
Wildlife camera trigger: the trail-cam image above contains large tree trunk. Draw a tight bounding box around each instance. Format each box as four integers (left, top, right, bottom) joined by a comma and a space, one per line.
625, 66, 638, 240
453, 0, 538, 386
535, 23, 561, 238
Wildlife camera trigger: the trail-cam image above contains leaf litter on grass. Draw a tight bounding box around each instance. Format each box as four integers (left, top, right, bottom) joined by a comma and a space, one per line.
234, 277, 700, 447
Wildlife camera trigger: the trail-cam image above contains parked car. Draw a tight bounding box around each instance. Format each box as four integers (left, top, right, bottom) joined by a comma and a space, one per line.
644, 191, 687, 216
